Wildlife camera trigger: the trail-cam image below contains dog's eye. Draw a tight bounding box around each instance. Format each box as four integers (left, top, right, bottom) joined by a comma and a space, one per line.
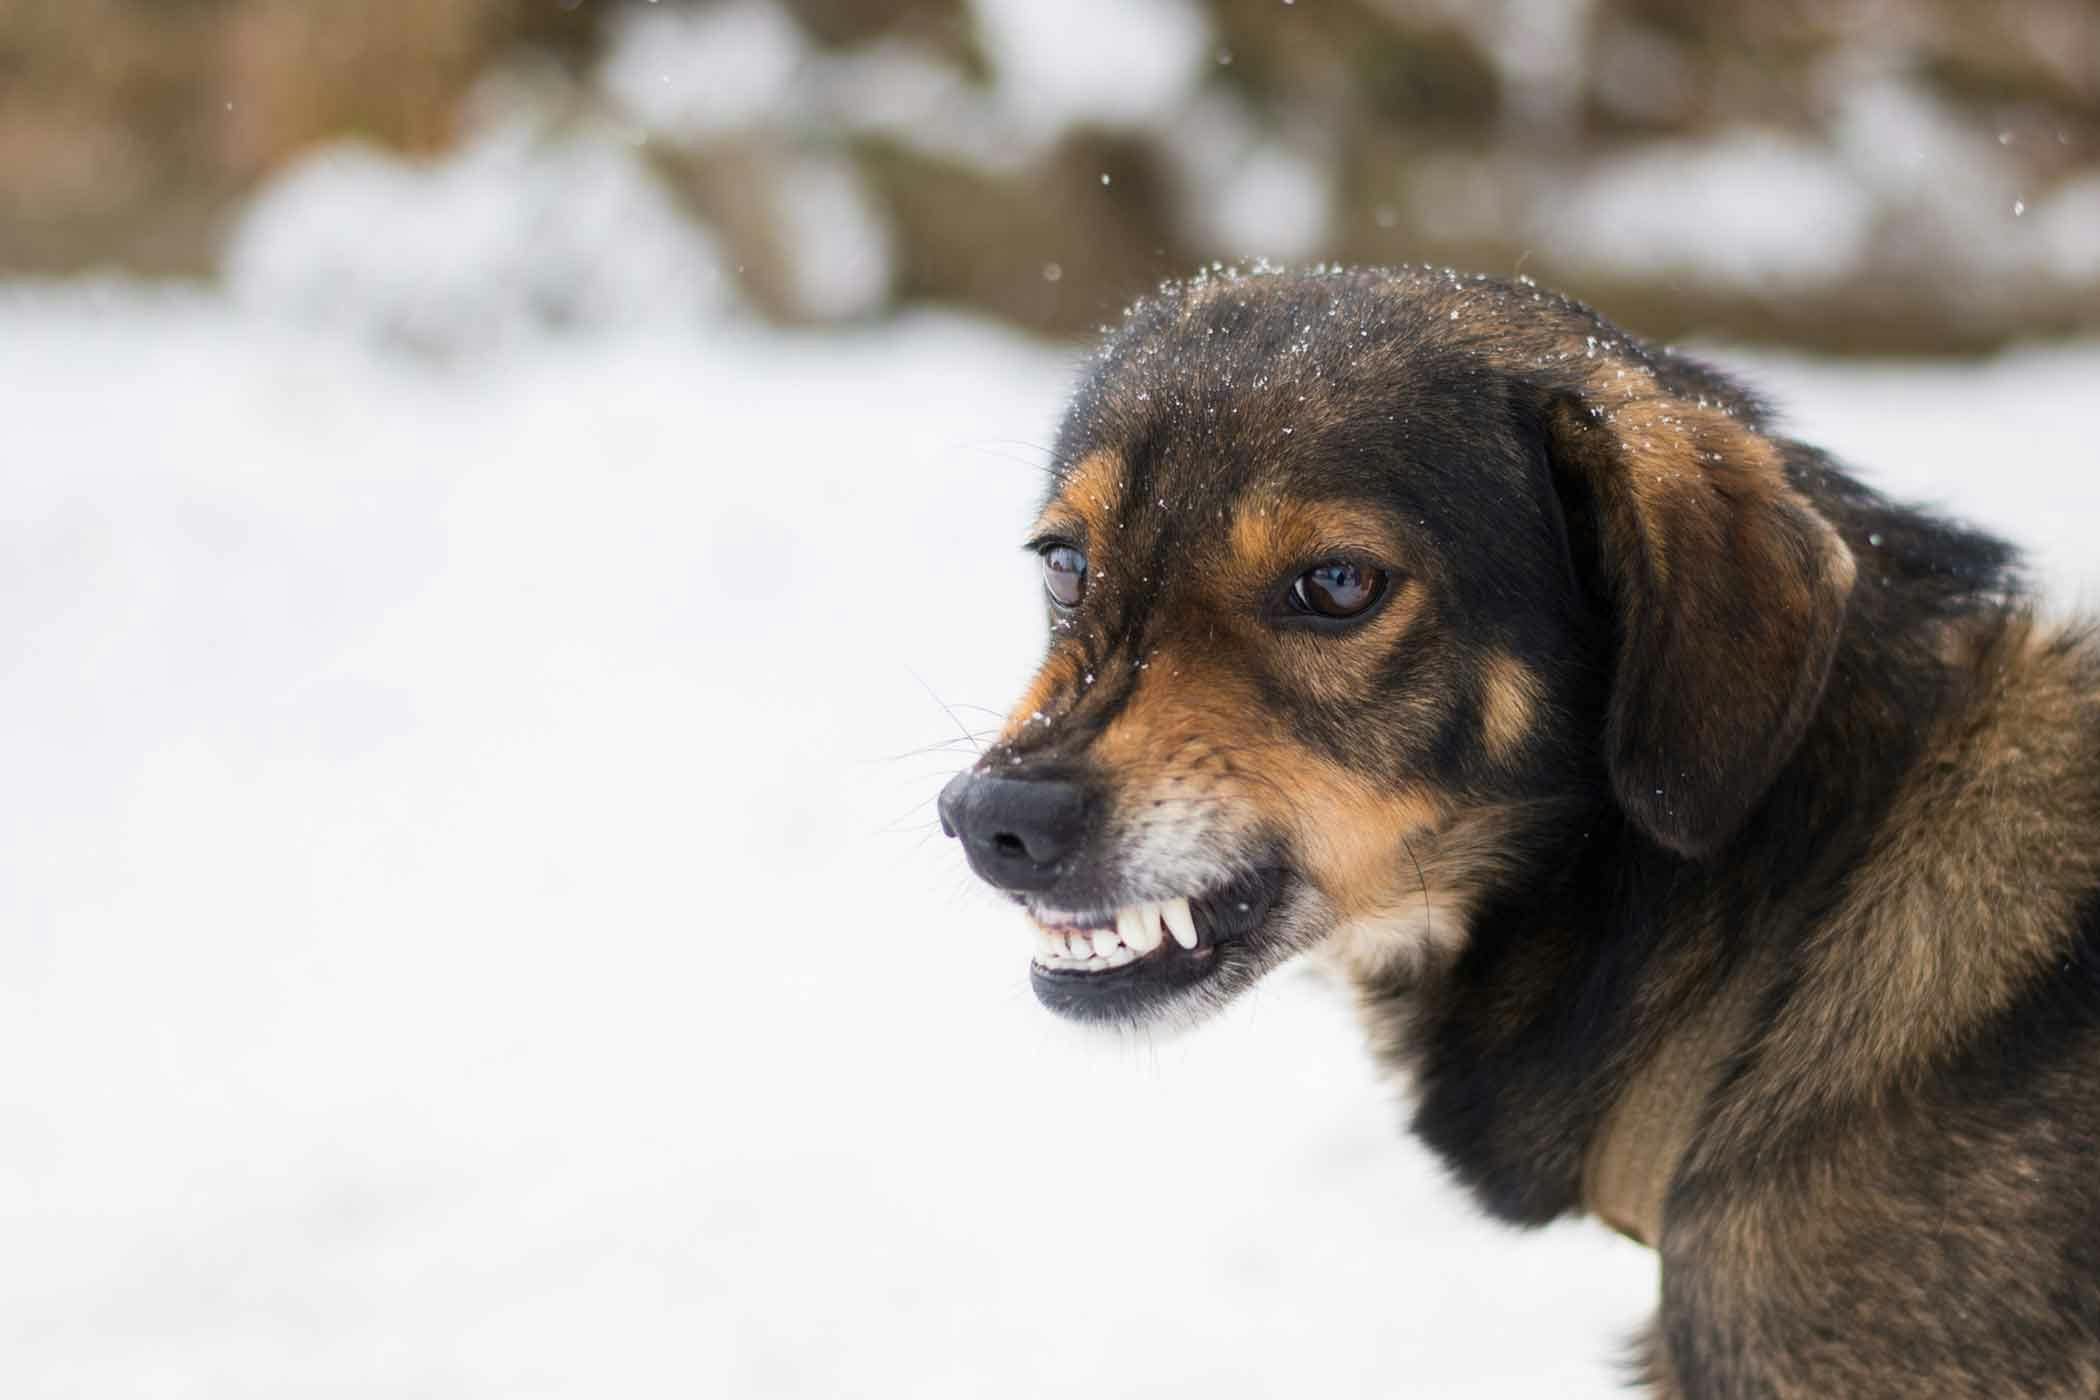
1291, 561, 1385, 620
1041, 545, 1087, 610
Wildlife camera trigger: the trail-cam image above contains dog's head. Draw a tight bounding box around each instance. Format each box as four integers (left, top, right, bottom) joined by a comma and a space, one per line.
940, 268, 1856, 1027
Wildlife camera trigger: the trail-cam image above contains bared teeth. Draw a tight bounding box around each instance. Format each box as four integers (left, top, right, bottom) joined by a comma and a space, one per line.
1123, 903, 1165, 954
1162, 897, 1198, 950
1027, 895, 1204, 972
1114, 905, 1145, 949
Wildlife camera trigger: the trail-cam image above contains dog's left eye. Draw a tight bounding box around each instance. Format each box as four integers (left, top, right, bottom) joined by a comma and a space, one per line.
1290, 561, 1386, 620
1041, 545, 1087, 610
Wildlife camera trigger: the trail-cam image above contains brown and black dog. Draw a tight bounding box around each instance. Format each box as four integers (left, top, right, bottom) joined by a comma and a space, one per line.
939, 267, 2100, 1397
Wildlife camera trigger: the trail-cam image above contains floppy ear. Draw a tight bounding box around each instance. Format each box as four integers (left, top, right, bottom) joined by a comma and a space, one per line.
1542, 389, 1857, 858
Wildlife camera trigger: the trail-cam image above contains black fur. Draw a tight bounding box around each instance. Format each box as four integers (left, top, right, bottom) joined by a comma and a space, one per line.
955, 267, 2100, 1397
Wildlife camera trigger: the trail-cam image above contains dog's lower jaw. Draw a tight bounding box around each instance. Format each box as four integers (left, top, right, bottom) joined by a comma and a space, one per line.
1025, 869, 1307, 1028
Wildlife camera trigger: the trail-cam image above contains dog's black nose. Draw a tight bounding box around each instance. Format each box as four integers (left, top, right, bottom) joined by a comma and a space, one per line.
938, 771, 1092, 892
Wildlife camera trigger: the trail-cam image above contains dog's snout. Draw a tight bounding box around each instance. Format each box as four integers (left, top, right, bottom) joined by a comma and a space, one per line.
938, 772, 1092, 892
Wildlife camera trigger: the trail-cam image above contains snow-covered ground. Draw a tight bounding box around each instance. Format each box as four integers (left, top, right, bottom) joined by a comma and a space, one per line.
4, 281, 2097, 1398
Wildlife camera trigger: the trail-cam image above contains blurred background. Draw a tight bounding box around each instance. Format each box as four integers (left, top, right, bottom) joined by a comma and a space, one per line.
4, 2, 2097, 1397
8, 0, 2099, 347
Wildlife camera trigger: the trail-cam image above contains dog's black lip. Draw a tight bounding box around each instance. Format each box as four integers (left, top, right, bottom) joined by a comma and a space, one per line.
1028, 868, 1289, 1021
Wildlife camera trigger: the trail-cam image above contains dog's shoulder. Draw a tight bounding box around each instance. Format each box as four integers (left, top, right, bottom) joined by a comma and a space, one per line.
1730, 609, 2100, 1127
1649, 612, 2100, 1396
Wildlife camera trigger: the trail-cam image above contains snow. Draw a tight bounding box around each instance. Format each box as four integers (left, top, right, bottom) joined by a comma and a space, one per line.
4, 270, 2096, 1396
594, 0, 1214, 170
794, 39, 1013, 170
224, 121, 734, 355
1540, 132, 1877, 291
2033, 172, 2100, 285
1734, 342, 2100, 605
1163, 91, 1337, 262
597, 0, 812, 141
766, 151, 895, 322
550, 1, 2096, 309
968, 0, 1214, 142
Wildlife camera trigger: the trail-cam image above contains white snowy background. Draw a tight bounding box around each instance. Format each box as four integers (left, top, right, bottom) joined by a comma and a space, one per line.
7, 6, 2100, 1396
10, 280, 2100, 1400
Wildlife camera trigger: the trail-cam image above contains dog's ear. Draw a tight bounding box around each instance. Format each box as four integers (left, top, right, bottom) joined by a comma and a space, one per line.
1540, 388, 1856, 858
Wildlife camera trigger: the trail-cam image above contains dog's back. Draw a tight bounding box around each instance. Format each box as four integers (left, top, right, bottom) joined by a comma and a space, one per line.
1625, 614, 2100, 1396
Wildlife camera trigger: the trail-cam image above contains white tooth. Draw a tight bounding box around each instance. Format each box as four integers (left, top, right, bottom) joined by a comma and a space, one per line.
1164, 897, 1198, 950
1116, 906, 1146, 948
1035, 927, 1059, 961
1057, 932, 1084, 959
1124, 903, 1164, 954
1103, 946, 1136, 967
1090, 928, 1122, 958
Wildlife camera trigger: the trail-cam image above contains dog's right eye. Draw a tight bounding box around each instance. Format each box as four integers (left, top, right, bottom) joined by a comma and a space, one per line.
1290, 560, 1386, 621
1041, 545, 1087, 610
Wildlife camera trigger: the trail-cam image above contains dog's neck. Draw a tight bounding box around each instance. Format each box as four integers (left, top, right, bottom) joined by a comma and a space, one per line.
1390, 588, 2024, 1233
1580, 979, 1758, 1247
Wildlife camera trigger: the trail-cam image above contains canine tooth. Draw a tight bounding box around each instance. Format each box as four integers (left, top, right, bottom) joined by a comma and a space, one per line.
1164, 897, 1198, 950
1090, 928, 1121, 958
1124, 904, 1165, 954
1116, 905, 1148, 948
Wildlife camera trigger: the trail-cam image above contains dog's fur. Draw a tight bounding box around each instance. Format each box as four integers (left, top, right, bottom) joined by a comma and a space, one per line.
946, 267, 2100, 1396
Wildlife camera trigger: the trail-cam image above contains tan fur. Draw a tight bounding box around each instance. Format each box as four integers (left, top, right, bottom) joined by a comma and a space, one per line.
1044, 448, 1123, 543
1222, 496, 1428, 700
1584, 974, 1761, 1247
994, 645, 1088, 747
1224, 496, 1409, 577
1718, 615, 2100, 1136
1320, 802, 1548, 989
1091, 645, 1448, 925
963, 270, 2100, 1396
1477, 653, 1541, 763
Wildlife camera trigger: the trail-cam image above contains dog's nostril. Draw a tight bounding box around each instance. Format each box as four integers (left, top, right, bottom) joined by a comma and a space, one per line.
946, 774, 1091, 890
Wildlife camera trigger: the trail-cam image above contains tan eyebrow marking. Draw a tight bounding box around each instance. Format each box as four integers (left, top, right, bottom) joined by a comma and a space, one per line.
1220, 494, 1431, 706
1479, 653, 1543, 763
1227, 496, 1404, 581
1032, 449, 1125, 544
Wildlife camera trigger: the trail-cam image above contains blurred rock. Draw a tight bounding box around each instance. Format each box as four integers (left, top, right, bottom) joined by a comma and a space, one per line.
859, 127, 1185, 335
4, 0, 2096, 351
0, 0, 595, 276
775, 0, 981, 70
225, 114, 734, 355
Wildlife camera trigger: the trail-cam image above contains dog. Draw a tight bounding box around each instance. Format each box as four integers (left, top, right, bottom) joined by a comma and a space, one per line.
938, 266, 2100, 1397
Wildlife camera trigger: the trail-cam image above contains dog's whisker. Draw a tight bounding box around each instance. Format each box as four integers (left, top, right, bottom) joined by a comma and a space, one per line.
1399, 833, 1432, 943
903, 665, 986, 756
863, 734, 1000, 765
